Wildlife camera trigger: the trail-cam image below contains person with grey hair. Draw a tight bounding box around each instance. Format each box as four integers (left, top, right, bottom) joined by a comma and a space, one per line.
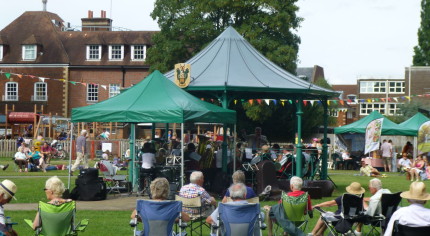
222, 170, 257, 203
0, 180, 18, 236
131, 178, 190, 222
70, 129, 88, 175
179, 171, 216, 216
384, 182, 430, 235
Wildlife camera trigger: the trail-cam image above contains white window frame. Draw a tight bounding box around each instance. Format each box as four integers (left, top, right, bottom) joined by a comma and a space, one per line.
0, 45, 3, 61
388, 103, 401, 116
109, 84, 121, 98
389, 81, 405, 94
86, 45, 102, 60
5, 82, 18, 101
33, 82, 47, 101
359, 81, 387, 94
109, 45, 124, 60
360, 103, 386, 115
22, 45, 37, 61
329, 109, 339, 117
86, 84, 98, 102
131, 45, 146, 61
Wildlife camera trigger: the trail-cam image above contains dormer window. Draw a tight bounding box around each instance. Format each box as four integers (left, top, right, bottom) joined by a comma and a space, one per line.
0, 45, 3, 61
22, 45, 37, 61
131, 45, 146, 61
109, 45, 124, 60
86, 45, 101, 60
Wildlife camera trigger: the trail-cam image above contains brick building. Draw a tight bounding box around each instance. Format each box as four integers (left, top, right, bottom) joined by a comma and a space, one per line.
0, 10, 156, 119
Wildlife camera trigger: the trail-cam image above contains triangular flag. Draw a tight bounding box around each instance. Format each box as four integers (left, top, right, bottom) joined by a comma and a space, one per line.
375, 98, 379, 102
257, 99, 262, 105
101, 85, 107, 90
339, 100, 344, 105
367, 99, 371, 103
303, 100, 307, 106
249, 99, 254, 105
29, 75, 35, 79
332, 100, 337, 104
273, 100, 277, 105
387, 97, 391, 101
81, 83, 87, 87
393, 97, 398, 102
5, 73, 11, 79
405, 96, 411, 100
234, 100, 237, 105
201, 98, 204, 101
264, 99, 270, 105
380, 98, 385, 102
281, 101, 285, 106
59, 79, 65, 82
310, 100, 314, 106
17, 74, 22, 78
289, 100, 293, 104
328, 100, 331, 105
70, 81, 77, 85
39, 77, 46, 82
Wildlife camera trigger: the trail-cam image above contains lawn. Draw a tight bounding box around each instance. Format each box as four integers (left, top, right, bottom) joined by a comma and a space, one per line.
2, 155, 430, 235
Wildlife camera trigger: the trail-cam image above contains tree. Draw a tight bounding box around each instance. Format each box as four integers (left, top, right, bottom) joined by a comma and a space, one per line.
413, 0, 430, 66
148, 0, 302, 74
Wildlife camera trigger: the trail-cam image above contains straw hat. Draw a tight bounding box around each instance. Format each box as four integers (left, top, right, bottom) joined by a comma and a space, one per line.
400, 182, 430, 201
0, 180, 17, 200
346, 182, 365, 195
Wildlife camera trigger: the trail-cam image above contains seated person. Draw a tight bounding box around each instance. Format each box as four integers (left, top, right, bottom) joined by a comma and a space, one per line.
359, 161, 380, 177
27, 146, 45, 171
311, 182, 365, 236
184, 143, 201, 171
384, 182, 430, 236
277, 145, 294, 166
259, 145, 273, 161
102, 150, 112, 160
131, 177, 189, 222
271, 144, 281, 160
265, 176, 312, 236
179, 171, 216, 216
14, 148, 28, 172
410, 155, 425, 182
222, 170, 256, 203
398, 152, 412, 180
32, 176, 72, 229
139, 142, 156, 170
342, 150, 354, 169
40, 142, 53, 164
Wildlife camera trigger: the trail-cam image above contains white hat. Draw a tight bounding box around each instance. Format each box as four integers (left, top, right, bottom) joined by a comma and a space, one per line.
401, 182, 430, 201
0, 180, 17, 200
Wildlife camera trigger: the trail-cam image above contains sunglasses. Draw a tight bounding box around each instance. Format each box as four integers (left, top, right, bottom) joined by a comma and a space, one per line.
43, 188, 48, 191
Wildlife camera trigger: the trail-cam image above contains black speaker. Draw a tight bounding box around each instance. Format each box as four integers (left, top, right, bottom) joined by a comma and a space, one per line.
79, 168, 99, 181
76, 179, 107, 201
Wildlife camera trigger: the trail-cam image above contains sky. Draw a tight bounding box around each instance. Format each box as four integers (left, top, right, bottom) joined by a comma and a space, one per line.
0, 0, 422, 85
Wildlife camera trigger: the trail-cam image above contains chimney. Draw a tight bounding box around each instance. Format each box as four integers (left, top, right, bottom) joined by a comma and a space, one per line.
81, 10, 112, 31
42, 0, 47, 11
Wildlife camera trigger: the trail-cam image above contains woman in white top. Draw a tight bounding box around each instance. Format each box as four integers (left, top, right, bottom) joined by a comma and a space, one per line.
14, 148, 28, 172
140, 142, 156, 169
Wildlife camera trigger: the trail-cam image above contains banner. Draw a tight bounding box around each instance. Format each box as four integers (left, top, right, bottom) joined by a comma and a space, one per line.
418, 121, 430, 153
365, 118, 383, 154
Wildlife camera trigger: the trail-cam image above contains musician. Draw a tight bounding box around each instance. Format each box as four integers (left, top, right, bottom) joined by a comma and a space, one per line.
184, 143, 201, 171
242, 127, 268, 152
139, 142, 156, 169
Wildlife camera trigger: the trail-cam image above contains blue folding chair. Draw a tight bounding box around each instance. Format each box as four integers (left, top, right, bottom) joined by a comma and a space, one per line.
215, 203, 265, 236
130, 200, 185, 236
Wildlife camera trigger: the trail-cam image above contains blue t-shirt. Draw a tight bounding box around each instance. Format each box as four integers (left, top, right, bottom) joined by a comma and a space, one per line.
225, 186, 257, 199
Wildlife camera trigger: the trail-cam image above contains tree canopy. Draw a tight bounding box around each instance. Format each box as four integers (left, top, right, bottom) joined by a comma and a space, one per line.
147, 0, 302, 74
413, 0, 430, 66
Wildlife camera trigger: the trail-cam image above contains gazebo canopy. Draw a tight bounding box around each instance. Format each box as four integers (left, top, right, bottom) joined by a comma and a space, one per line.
334, 111, 415, 136
398, 112, 430, 136
164, 26, 338, 100
71, 70, 236, 124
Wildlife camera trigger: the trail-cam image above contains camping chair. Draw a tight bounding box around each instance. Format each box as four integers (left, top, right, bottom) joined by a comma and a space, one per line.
24, 201, 89, 236
212, 203, 265, 236
392, 220, 430, 236
321, 193, 364, 236
272, 191, 310, 235
99, 160, 127, 195
130, 199, 186, 236
175, 195, 210, 236
364, 192, 402, 236
225, 197, 259, 204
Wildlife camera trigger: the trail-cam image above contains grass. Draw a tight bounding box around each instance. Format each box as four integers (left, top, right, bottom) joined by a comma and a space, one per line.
2, 155, 430, 235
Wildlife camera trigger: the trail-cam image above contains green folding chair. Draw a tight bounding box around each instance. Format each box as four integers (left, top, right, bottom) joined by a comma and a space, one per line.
281, 191, 309, 233
24, 201, 89, 236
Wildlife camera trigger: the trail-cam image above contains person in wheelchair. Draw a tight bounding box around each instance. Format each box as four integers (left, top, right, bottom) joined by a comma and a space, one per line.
310, 182, 365, 236
384, 181, 430, 235
131, 178, 190, 222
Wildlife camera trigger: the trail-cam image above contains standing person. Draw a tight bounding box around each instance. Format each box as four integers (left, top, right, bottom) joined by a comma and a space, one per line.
243, 127, 268, 152
388, 140, 397, 172
384, 182, 430, 235
70, 130, 88, 175
402, 141, 414, 157
380, 139, 392, 172
0, 180, 18, 236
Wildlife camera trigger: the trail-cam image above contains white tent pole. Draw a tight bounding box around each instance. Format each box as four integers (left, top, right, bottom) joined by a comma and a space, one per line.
67, 122, 74, 190
181, 123, 184, 187
414, 136, 418, 159
233, 124, 236, 172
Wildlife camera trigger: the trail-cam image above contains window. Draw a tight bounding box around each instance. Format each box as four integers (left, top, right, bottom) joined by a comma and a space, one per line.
360, 81, 386, 93
388, 104, 400, 116
87, 84, 98, 102
360, 103, 386, 115
0, 45, 3, 61
86, 45, 101, 60
109, 45, 124, 60
109, 84, 120, 98
5, 82, 18, 101
22, 45, 36, 60
389, 82, 405, 93
329, 109, 339, 117
33, 82, 47, 101
131, 45, 146, 61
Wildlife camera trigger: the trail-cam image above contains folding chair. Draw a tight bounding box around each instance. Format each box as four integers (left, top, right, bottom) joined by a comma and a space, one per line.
24, 201, 89, 236
213, 203, 265, 236
281, 191, 310, 233
130, 199, 186, 236
364, 192, 402, 236
175, 195, 210, 236
99, 160, 127, 195
322, 193, 364, 236
225, 197, 259, 204
392, 220, 430, 236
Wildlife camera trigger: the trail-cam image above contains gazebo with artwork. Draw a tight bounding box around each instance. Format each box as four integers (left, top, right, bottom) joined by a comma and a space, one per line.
165, 26, 339, 179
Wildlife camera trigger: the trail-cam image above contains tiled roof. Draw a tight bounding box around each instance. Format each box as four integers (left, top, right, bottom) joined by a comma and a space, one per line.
332, 84, 358, 95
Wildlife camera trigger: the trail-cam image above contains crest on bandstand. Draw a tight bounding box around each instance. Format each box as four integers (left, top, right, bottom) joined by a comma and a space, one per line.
174, 63, 191, 88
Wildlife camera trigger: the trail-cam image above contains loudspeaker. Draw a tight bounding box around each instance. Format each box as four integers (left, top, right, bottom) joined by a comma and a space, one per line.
79, 168, 99, 181
76, 179, 107, 201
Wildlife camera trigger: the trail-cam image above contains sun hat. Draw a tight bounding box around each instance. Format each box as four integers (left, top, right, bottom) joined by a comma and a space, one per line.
0, 179, 17, 200
400, 181, 430, 201
346, 182, 365, 195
